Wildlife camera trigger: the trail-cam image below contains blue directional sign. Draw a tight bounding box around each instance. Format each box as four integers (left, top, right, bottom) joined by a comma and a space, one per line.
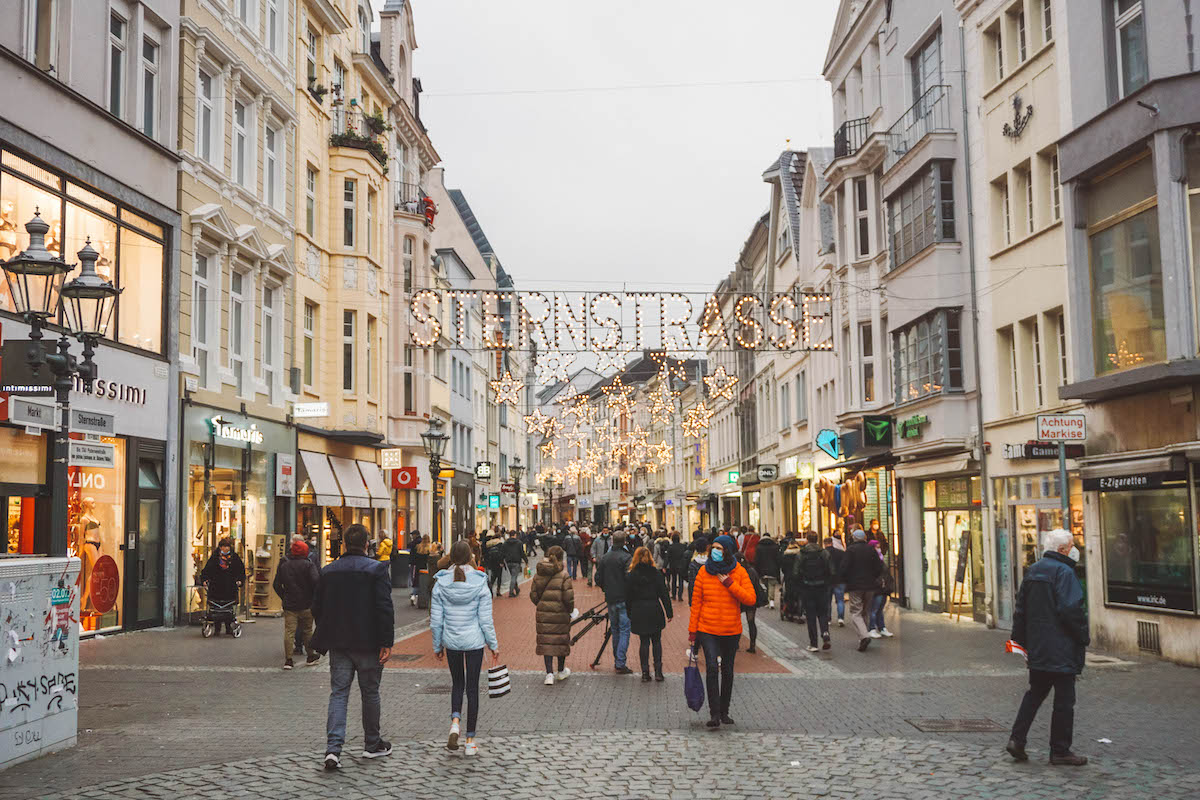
816, 429, 841, 460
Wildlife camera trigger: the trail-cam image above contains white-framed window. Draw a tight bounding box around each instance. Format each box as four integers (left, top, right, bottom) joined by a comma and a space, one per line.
992, 23, 1004, 81
306, 29, 319, 85
1042, 0, 1053, 42
358, 5, 371, 52
236, 0, 251, 26
262, 285, 277, 404
777, 222, 789, 257
264, 124, 283, 209
305, 166, 316, 236
1016, 9, 1028, 62
366, 315, 377, 395
1024, 165, 1035, 234
232, 99, 249, 186
303, 301, 316, 388
1000, 325, 1019, 414
267, 0, 281, 57
403, 236, 414, 292
230, 270, 246, 396
196, 68, 215, 163
1030, 316, 1044, 407
795, 370, 807, 422
343, 179, 356, 247
854, 177, 870, 258
26, 0, 56, 72
892, 309, 964, 404
343, 310, 356, 392
842, 326, 852, 407
141, 37, 159, 137
1114, 0, 1148, 98
1050, 153, 1061, 221
860, 321, 875, 403
780, 382, 790, 428
192, 253, 211, 387
108, 12, 126, 117
367, 188, 376, 255
333, 59, 346, 100
1055, 309, 1069, 386
1002, 179, 1012, 245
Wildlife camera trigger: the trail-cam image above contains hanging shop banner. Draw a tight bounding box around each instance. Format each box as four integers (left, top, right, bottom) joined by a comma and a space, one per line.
407, 290, 835, 353
380, 448, 404, 469
391, 467, 419, 490
276, 454, 296, 497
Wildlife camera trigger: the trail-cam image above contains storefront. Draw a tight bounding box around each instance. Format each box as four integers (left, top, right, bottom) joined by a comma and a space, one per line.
295, 433, 387, 563
182, 404, 293, 618
915, 475, 984, 622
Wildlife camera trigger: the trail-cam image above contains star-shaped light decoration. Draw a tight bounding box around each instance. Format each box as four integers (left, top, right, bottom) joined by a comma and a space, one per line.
565, 423, 589, 449
601, 375, 635, 416
652, 441, 672, 464
540, 440, 559, 460
619, 470, 631, 487
703, 365, 739, 401
523, 407, 550, 435
650, 351, 689, 384
645, 460, 659, 474
541, 416, 565, 441
647, 381, 678, 425
595, 346, 632, 373
681, 400, 714, 438
561, 391, 595, 425
536, 351, 576, 385
490, 369, 523, 407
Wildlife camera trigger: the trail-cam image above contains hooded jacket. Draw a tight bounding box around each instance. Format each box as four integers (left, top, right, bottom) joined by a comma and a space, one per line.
1012, 551, 1089, 674
529, 558, 574, 656
311, 554, 393, 654
430, 566, 499, 653
754, 537, 781, 581
595, 545, 632, 603
376, 539, 393, 561
501, 536, 527, 564
273, 551, 320, 611
626, 562, 673, 636
840, 540, 883, 592
688, 562, 757, 637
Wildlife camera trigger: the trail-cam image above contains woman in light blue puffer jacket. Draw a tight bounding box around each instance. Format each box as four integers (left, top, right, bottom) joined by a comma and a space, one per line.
431, 540, 499, 756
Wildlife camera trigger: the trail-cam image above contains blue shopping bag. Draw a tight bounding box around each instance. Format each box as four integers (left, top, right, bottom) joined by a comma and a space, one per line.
683, 650, 705, 712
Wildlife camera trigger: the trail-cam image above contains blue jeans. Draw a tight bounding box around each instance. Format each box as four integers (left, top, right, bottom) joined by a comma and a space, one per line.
566, 555, 579, 579
870, 593, 887, 631
507, 562, 523, 595
608, 601, 631, 668
326, 650, 383, 754
830, 584, 846, 621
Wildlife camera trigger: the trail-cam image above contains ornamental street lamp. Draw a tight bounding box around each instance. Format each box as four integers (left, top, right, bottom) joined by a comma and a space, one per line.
420, 418, 449, 543
509, 457, 525, 529
1, 214, 120, 556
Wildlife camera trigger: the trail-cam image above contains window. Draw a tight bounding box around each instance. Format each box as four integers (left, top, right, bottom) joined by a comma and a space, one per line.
860, 322, 875, 403
230, 271, 246, 396
232, 100, 248, 186
196, 69, 214, 162
1042, 0, 1053, 42
1087, 155, 1164, 374
892, 309, 963, 404
888, 161, 955, 268
141, 38, 159, 137
777, 223, 789, 256
1016, 9, 1028, 62
1114, 0, 1148, 98
267, 0, 280, 55
780, 382, 790, 428
358, 5, 371, 52
854, 177, 870, 258
403, 237, 414, 293
1031, 316, 1044, 406
1055, 310, 1069, 385
403, 348, 415, 414
795, 371, 807, 421
367, 188, 376, 255
1050, 153, 1061, 221
910, 28, 943, 104
193, 254, 211, 387
108, 13, 126, 117
1000, 325, 1019, 414
1001, 178, 1013, 245
1023, 166, 1034, 234
236, 0, 252, 26
343, 310, 356, 392
305, 167, 316, 235
333, 59, 346, 99
1100, 481, 1195, 611
262, 285, 276, 404
343, 179, 356, 247
265, 125, 280, 208
991, 23, 1004, 81
842, 327, 852, 407
306, 29, 318, 84
366, 316, 376, 395
27, 0, 56, 72
303, 301, 315, 387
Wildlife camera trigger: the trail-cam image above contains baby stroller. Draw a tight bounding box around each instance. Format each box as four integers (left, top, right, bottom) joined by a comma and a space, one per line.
201, 598, 243, 638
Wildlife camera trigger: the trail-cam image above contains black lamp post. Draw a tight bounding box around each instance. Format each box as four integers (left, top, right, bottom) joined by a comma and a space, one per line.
509, 457, 525, 530
1, 214, 119, 556
420, 418, 449, 543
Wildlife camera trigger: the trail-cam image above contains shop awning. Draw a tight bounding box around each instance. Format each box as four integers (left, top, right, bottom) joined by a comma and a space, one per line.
357, 460, 391, 510
893, 453, 972, 480
299, 451, 342, 507
330, 456, 371, 508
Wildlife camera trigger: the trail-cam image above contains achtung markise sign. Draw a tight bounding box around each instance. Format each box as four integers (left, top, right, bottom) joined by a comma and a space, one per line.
1036, 414, 1086, 442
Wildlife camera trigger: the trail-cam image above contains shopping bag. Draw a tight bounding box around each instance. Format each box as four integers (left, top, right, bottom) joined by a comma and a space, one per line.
1005, 640, 1028, 661
683, 650, 704, 712
487, 664, 511, 698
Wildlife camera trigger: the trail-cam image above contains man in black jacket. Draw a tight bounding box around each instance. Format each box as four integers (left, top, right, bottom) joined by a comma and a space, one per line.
502, 529, 528, 597
666, 532, 689, 601
839, 528, 882, 652
595, 531, 633, 674
1007, 529, 1090, 766
311, 524, 394, 770
795, 532, 833, 651
274, 536, 321, 669
755, 534, 782, 609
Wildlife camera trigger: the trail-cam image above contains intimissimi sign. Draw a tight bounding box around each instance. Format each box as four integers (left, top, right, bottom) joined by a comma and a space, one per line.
71, 375, 148, 405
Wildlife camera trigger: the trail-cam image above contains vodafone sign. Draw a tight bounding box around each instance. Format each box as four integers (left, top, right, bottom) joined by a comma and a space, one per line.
391, 466, 419, 490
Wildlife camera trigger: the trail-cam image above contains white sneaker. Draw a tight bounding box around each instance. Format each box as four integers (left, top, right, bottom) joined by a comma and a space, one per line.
837, 619, 845, 627
544, 672, 555, 685
447, 719, 460, 751
556, 667, 571, 682
806, 645, 819, 652
880, 628, 894, 637
768, 600, 775, 609
410, 595, 416, 607
464, 742, 478, 756
869, 629, 882, 639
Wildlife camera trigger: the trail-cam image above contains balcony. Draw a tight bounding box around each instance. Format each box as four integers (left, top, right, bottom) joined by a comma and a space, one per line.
883, 84, 953, 173
394, 182, 428, 214
329, 106, 388, 170
833, 117, 871, 159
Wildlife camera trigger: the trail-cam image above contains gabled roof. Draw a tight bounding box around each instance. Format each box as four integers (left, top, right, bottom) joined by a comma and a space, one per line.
447, 189, 494, 257
762, 150, 808, 259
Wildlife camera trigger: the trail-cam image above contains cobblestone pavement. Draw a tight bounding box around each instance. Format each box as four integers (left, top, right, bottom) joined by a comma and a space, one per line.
3, 577, 1198, 799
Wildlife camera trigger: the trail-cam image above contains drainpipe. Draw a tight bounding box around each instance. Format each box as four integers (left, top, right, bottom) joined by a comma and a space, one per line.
959, 21, 998, 628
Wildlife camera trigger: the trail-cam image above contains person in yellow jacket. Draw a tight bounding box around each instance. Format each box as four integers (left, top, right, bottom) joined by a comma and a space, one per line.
687, 534, 758, 729
377, 537, 393, 562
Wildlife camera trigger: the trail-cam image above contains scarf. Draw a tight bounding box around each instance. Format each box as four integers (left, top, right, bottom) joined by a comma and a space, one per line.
705, 534, 738, 576
218, 551, 231, 570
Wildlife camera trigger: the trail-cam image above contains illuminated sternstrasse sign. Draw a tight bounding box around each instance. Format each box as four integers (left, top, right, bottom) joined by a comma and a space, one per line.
407, 290, 835, 353
209, 415, 264, 445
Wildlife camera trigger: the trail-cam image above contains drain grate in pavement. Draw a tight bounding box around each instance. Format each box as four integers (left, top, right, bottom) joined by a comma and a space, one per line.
389, 653, 423, 663
417, 684, 453, 694
906, 718, 1008, 733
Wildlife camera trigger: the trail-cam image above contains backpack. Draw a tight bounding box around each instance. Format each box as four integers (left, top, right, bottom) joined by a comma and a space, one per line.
745, 565, 768, 608
797, 548, 830, 586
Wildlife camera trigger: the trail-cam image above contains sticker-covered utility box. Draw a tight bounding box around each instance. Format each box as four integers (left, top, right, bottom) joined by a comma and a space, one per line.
0, 557, 81, 771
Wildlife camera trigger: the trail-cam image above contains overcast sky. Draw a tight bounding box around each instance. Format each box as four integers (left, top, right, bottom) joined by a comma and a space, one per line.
375, 0, 837, 294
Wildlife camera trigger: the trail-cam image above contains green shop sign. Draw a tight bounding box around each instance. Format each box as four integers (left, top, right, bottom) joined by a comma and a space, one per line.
899, 414, 929, 439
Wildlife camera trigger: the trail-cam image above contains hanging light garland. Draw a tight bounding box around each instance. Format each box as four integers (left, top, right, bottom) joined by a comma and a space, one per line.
703, 364, 739, 401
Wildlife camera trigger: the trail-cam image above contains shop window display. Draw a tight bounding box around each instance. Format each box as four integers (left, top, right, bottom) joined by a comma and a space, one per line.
920, 477, 985, 622
1100, 481, 1195, 612
69, 437, 126, 633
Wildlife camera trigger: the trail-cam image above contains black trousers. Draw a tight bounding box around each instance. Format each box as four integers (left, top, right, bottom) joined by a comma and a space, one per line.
1010, 669, 1076, 754
801, 586, 830, 646
638, 632, 663, 672
446, 648, 484, 736
543, 655, 566, 673
696, 632, 739, 719
744, 608, 757, 648
669, 570, 685, 599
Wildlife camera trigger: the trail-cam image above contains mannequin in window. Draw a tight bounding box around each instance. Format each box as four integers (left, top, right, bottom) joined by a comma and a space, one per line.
75, 497, 102, 613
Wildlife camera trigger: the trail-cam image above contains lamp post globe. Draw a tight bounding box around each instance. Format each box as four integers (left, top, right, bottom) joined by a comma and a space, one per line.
0, 211, 70, 328
509, 457, 524, 528
420, 419, 449, 543
61, 239, 121, 340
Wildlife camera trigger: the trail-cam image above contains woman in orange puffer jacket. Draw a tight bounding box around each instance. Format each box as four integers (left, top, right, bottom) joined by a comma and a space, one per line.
688, 534, 758, 729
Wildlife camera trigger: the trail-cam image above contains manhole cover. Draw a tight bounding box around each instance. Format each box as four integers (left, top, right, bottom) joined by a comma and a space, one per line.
906, 718, 1007, 733
417, 684, 453, 694
388, 653, 423, 663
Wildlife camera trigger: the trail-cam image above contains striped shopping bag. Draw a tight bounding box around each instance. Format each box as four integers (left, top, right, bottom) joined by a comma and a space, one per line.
487, 664, 511, 698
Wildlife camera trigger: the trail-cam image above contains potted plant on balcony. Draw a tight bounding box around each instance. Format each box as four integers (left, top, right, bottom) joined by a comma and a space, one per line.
308, 82, 329, 103
364, 111, 391, 136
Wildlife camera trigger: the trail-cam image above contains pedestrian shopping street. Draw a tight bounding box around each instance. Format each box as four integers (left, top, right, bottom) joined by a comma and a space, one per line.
2, 581, 1197, 800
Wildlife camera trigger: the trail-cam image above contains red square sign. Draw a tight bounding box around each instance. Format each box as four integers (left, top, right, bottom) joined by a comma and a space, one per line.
391, 466, 419, 490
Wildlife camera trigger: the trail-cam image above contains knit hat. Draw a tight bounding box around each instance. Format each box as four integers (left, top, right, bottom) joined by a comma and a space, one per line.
291, 539, 309, 558
851, 528, 867, 541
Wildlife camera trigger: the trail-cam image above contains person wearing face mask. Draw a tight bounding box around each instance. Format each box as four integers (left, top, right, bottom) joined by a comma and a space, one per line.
687, 535, 758, 729
200, 537, 246, 636
1006, 529, 1090, 767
